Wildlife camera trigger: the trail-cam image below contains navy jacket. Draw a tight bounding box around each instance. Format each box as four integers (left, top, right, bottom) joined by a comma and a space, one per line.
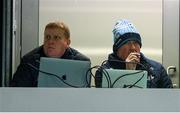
11, 45, 90, 87
95, 53, 173, 88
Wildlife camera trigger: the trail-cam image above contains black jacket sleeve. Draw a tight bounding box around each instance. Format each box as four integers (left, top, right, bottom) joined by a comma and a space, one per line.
158, 66, 173, 88
10, 57, 39, 87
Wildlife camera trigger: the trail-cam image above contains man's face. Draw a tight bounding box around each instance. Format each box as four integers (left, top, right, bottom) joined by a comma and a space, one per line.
117, 41, 140, 60
43, 28, 70, 58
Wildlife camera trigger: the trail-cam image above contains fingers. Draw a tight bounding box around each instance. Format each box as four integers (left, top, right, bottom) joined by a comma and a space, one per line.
129, 57, 140, 63
129, 52, 140, 59
125, 52, 140, 70
126, 52, 140, 63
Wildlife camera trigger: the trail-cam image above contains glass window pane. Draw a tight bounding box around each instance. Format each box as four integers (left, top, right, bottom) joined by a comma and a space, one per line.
39, 0, 162, 66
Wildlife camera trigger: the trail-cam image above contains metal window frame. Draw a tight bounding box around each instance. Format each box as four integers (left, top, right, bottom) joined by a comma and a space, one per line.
1, 0, 39, 86
2, 0, 13, 87
163, 0, 179, 88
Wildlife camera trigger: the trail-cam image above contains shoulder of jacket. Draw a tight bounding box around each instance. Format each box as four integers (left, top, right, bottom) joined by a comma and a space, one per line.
142, 55, 164, 71
69, 47, 90, 61
22, 46, 42, 62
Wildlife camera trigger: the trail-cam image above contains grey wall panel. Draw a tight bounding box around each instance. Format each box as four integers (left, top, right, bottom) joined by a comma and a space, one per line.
0, 0, 3, 87
12, 0, 39, 80
163, 0, 179, 87
2, 0, 13, 86
21, 0, 39, 56
12, 0, 21, 75
0, 90, 2, 110
0, 88, 180, 112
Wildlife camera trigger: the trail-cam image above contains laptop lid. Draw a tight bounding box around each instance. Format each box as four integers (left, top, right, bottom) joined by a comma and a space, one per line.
38, 57, 91, 87
102, 69, 147, 88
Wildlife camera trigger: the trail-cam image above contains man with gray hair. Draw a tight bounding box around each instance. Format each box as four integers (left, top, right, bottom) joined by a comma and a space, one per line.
95, 19, 172, 88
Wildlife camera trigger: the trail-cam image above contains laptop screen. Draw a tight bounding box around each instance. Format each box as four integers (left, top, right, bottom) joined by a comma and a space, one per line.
38, 57, 91, 87
102, 69, 147, 88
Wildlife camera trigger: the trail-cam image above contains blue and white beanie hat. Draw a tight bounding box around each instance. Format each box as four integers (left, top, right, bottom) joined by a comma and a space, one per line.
112, 19, 142, 52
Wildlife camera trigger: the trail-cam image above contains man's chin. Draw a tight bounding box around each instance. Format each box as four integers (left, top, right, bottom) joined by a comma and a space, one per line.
47, 52, 63, 58
46, 53, 56, 57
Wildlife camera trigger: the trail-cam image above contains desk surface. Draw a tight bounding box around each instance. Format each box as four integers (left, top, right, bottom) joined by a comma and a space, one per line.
0, 88, 180, 112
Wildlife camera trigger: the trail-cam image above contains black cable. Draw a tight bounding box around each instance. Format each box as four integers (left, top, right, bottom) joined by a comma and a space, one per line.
85, 66, 96, 87
86, 65, 112, 88
102, 59, 155, 87
100, 66, 112, 88
123, 85, 143, 88
93, 60, 145, 88
101, 60, 109, 66
86, 65, 114, 87
29, 60, 105, 88
100, 59, 150, 88
127, 72, 145, 88
26, 63, 87, 88
111, 70, 144, 88
86, 68, 94, 87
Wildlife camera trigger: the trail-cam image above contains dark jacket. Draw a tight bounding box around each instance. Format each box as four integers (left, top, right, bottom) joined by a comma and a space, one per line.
10, 45, 90, 87
95, 53, 173, 88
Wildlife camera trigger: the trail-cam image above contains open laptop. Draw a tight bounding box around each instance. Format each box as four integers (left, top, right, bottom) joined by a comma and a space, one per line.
38, 57, 91, 87
102, 69, 147, 88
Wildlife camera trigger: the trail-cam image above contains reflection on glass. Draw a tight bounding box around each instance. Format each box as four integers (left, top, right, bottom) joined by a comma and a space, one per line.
39, 0, 162, 66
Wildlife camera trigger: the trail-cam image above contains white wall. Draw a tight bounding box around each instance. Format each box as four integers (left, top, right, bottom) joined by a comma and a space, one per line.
39, 0, 162, 67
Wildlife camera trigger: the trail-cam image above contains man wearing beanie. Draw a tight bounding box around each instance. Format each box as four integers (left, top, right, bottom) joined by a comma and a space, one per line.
95, 19, 172, 88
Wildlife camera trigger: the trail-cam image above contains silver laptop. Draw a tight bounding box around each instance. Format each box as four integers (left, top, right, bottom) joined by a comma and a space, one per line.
38, 57, 91, 87
102, 69, 147, 88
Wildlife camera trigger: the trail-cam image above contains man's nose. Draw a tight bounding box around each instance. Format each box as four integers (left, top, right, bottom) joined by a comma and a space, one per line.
130, 42, 136, 49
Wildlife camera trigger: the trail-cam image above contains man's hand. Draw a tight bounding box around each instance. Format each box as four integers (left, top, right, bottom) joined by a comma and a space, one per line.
125, 52, 140, 70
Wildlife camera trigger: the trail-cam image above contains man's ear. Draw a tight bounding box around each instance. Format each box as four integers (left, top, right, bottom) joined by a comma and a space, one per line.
67, 38, 71, 45
65, 38, 71, 48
